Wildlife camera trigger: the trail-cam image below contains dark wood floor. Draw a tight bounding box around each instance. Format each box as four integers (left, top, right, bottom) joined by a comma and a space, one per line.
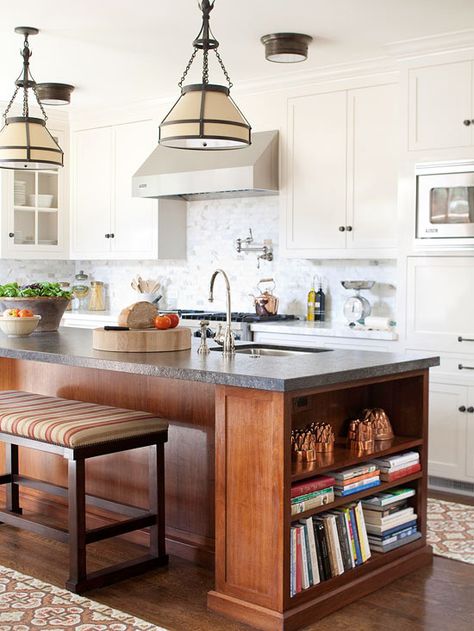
0, 492, 472, 630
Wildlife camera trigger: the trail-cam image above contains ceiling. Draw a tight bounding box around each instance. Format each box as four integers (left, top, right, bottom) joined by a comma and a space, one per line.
0, 0, 473, 111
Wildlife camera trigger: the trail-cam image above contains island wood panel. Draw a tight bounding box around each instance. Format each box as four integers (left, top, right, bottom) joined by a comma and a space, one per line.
0, 358, 216, 566
211, 385, 290, 613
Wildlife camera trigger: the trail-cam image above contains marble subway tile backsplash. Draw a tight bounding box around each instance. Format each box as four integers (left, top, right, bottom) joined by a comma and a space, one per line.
0, 196, 397, 324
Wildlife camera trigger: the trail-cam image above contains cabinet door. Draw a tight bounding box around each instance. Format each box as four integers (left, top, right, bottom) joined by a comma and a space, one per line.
346, 84, 399, 250
466, 388, 474, 479
286, 91, 347, 251
428, 382, 467, 481
71, 127, 113, 257
111, 120, 158, 259
408, 61, 473, 151
406, 257, 474, 353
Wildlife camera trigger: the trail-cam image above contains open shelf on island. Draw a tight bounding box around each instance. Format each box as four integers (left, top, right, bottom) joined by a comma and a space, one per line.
290, 470, 422, 522
291, 436, 423, 481
289, 536, 426, 603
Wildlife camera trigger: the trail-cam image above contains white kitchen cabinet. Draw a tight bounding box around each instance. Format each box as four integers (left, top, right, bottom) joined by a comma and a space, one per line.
428, 382, 468, 481
284, 81, 399, 258
1, 129, 68, 259
408, 61, 473, 151
71, 120, 186, 260
406, 256, 474, 353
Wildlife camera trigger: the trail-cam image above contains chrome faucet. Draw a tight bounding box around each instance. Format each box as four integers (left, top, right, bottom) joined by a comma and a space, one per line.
208, 269, 235, 357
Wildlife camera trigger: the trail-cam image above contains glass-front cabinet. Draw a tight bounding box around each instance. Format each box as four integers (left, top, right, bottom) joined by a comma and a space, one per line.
1, 129, 67, 258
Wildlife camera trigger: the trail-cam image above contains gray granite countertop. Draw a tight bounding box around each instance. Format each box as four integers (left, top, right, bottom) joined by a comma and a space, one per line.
0, 328, 439, 392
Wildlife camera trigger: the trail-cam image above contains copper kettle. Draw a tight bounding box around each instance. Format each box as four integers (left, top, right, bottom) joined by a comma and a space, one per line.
250, 278, 279, 317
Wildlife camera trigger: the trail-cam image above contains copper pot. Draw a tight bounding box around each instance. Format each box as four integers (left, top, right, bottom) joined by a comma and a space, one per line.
250, 278, 279, 316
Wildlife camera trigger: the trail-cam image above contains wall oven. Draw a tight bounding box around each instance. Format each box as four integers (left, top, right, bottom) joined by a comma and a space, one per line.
416, 162, 474, 239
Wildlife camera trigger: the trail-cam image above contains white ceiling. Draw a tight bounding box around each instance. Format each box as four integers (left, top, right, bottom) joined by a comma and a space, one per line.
0, 0, 473, 111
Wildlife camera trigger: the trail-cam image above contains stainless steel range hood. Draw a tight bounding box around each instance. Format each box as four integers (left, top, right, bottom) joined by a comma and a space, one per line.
132, 130, 278, 201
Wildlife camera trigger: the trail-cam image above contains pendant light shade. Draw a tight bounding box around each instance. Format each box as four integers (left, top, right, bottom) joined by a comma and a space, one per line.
160, 84, 251, 149
0, 117, 63, 169
36, 82, 75, 106
0, 27, 64, 170
159, 0, 251, 150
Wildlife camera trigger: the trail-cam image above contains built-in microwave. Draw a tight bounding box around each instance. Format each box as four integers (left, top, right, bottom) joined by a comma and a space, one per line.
416, 162, 474, 239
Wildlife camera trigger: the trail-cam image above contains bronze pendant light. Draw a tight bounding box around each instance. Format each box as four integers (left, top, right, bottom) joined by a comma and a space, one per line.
159, 0, 251, 150
36, 83, 75, 106
0, 27, 63, 170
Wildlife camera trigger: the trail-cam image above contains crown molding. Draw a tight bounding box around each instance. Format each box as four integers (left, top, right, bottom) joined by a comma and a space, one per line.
386, 29, 474, 60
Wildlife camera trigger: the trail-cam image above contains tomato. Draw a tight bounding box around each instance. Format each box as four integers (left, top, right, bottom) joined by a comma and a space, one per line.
167, 313, 180, 329
3, 308, 19, 318
18, 309, 34, 318
154, 315, 172, 330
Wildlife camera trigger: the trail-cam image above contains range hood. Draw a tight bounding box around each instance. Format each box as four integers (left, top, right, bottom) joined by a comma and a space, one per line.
132, 130, 278, 201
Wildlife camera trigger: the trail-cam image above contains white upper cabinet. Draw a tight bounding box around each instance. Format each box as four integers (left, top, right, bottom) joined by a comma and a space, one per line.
346, 84, 399, 250
284, 80, 399, 258
286, 90, 347, 251
72, 126, 113, 257
71, 120, 186, 260
408, 61, 473, 151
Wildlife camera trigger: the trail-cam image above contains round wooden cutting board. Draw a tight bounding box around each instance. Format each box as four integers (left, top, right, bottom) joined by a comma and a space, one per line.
92, 326, 192, 353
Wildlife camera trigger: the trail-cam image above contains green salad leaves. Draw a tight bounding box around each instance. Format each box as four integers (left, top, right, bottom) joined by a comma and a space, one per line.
0, 282, 72, 299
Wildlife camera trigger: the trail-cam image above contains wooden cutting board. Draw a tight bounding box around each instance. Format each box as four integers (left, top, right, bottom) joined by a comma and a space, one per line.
93, 326, 192, 353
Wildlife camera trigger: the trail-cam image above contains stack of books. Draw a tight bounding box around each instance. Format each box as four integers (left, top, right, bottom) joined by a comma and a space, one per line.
291, 475, 335, 516
362, 488, 421, 552
290, 501, 370, 596
370, 451, 421, 482
329, 463, 380, 497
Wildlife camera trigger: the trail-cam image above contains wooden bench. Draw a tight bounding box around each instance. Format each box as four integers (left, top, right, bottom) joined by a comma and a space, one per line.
0, 390, 168, 594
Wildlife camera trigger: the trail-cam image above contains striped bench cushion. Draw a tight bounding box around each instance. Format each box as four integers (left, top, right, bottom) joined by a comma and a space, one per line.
0, 391, 168, 448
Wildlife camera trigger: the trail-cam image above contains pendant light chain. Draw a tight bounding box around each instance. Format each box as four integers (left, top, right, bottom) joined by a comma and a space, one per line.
32, 83, 48, 121
178, 48, 198, 89
3, 85, 20, 122
214, 49, 233, 88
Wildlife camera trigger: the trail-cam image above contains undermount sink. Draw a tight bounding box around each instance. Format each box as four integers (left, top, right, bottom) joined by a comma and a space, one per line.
210, 344, 331, 357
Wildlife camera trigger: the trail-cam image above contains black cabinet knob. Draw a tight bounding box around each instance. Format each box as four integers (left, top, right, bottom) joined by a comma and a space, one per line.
105, 234, 110, 238
459, 406, 467, 412
8, 232, 14, 238
468, 407, 474, 413
463, 119, 472, 126
110, 233, 115, 239
339, 226, 346, 232
346, 225, 353, 232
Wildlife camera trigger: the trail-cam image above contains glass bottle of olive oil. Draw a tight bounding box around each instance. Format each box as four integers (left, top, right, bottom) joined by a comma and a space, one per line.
307, 277, 316, 321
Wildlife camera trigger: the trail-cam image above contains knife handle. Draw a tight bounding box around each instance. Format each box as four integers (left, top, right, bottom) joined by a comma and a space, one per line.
104, 326, 130, 331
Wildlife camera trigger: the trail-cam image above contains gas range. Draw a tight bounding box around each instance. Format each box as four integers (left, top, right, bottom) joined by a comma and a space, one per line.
161, 310, 299, 341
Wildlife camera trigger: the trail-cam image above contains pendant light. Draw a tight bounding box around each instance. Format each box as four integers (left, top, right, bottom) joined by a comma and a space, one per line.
159, 0, 251, 150
36, 83, 75, 106
0, 27, 63, 170
261, 33, 313, 63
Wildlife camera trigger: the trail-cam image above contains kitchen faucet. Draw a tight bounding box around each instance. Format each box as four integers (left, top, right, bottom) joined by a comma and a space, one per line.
208, 269, 235, 357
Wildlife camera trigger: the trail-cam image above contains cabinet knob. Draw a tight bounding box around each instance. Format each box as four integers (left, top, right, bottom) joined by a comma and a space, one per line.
463, 119, 472, 126
339, 226, 346, 232
105, 234, 110, 238
459, 406, 466, 412
468, 407, 474, 413
110, 233, 115, 239
346, 225, 353, 232
8, 232, 14, 238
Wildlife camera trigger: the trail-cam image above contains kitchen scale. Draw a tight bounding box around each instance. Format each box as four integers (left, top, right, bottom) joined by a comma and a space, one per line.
341, 281, 375, 324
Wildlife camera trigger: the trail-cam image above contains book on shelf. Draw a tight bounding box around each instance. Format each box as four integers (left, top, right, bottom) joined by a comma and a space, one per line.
380, 463, 421, 482
336, 470, 381, 487
361, 488, 415, 509
363, 506, 414, 525
368, 531, 422, 553
291, 487, 334, 515
335, 476, 381, 497
331, 464, 378, 481
370, 451, 419, 470
291, 474, 336, 499
290, 500, 371, 594
367, 523, 418, 548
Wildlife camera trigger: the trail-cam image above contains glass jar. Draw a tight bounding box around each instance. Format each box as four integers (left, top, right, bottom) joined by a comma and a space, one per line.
59, 282, 72, 310
72, 270, 89, 311
88, 281, 106, 311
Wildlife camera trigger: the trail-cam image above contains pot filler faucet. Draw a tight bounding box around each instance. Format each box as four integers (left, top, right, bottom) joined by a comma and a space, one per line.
208, 269, 235, 357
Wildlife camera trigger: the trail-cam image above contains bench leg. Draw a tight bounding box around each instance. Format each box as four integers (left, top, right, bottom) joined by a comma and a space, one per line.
66, 458, 87, 593
6, 444, 22, 515
149, 443, 168, 563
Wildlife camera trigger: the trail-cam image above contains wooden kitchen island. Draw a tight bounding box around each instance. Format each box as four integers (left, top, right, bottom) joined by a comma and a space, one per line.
0, 328, 438, 630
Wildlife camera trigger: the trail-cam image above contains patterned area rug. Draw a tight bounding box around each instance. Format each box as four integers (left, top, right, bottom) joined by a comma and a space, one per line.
427, 498, 474, 564
0, 564, 165, 630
